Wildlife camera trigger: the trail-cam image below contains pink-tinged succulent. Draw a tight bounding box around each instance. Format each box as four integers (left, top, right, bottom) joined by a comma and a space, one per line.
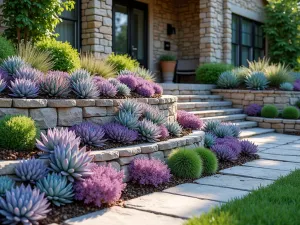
152, 83, 163, 95
40, 71, 71, 97
177, 110, 203, 130
97, 80, 118, 97
159, 125, 169, 139
103, 122, 139, 144
15, 158, 48, 183
240, 140, 258, 155
13, 66, 44, 83
244, 104, 262, 116
74, 164, 126, 207
138, 120, 161, 142
9, 78, 39, 98
129, 158, 171, 187
136, 83, 155, 97
211, 144, 238, 162
215, 137, 242, 155
117, 74, 138, 90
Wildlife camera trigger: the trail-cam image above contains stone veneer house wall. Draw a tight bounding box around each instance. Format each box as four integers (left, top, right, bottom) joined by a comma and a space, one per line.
0, 0, 266, 78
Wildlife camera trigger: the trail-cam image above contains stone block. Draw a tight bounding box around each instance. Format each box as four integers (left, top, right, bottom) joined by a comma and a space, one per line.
121, 165, 130, 182
95, 99, 114, 106
117, 156, 134, 166
48, 99, 76, 108
272, 123, 284, 129
115, 146, 141, 157
0, 99, 12, 107
158, 139, 178, 151
140, 143, 159, 153
13, 99, 47, 108
108, 161, 121, 171
263, 97, 275, 104
149, 151, 164, 161
92, 150, 119, 162
29, 108, 57, 129
83, 107, 107, 117
85, 116, 114, 125
0, 108, 28, 117
259, 122, 272, 129
76, 99, 95, 107
57, 108, 82, 126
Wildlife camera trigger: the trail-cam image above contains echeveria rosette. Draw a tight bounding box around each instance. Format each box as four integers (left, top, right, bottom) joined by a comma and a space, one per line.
138, 120, 161, 143
15, 158, 48, 183
115, 111, 139, 130
0, 176, 15, 196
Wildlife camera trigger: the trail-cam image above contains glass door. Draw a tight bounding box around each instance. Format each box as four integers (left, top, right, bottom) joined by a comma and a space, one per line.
113, 0, 148, 67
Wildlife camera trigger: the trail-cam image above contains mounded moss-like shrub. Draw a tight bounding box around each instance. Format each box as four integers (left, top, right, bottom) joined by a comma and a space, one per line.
0, 36, 15, 62
194, 147, 218, 175
106, 54, 139, 73
36, 39, 80, 72
261, 105, 279, 118
167, 149, 203, 179
0, 115, 39, 151
282, 106, 300, 119
196, 63, 234, 84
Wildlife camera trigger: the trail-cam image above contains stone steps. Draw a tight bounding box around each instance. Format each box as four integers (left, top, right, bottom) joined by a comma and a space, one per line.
201, 114, 247, 123
191, 108, 243, 118
177, 101, 232, 111
240, 128, 275, 138
176, 95, 223, 102
234, 121, 258, 129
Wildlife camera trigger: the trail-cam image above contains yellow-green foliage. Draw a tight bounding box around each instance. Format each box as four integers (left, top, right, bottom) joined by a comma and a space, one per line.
194, 147, 218, 174
0, 36, 15, 62
106, 54, 139, 73
264, 63, 292, 87
248, 57, 270, 72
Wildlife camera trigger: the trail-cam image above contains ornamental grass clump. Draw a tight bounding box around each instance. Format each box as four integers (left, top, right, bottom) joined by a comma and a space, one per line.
115, 111, 139, 130
116, 83, 131, 96
70, 122, 106, 147
217, 71, 240, 89
245, 72, 269, 90
71, 69, 91, 83
194, 147, 218, 174
103, 123, 139, 144
152, 83, 163, 95
136, 83, 155, 97
261, 105, 279, 118
0, 56, 27, 80
74, 164, 126, 207
244, 104, 262, 116
232, 67, 250, 83
0, 115, 38, 151
240, 140, 258, 156
129, 158, 171, 187
204, 132, 216, 148
177, 110, 203, 130
167, 149, 203, 179
264, 63, 292, 87
118, 99, 144, 117
9, 78, 39, 98
0, 185, 51, 225
282, 106, 300, 119
226, 123, 241, 138
15, 158, 48, 183
138, 120, 161, 142
133, 67, 156, 81
0, 176, 15, 195
36, 173, 74, 207
166, 121, 183, 137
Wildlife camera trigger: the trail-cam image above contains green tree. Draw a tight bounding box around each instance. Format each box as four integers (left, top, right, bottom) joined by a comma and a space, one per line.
0, 0, 75, 43
263, 0, 300, 68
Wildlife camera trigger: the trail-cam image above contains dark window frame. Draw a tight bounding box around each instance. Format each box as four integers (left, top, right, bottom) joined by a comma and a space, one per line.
232, 14, 265, 67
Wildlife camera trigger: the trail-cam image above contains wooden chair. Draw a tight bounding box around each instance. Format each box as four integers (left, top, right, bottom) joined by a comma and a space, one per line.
174, 59, 198, 83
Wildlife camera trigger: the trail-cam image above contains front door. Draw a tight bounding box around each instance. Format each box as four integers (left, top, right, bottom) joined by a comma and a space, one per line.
113, 0, 148, 68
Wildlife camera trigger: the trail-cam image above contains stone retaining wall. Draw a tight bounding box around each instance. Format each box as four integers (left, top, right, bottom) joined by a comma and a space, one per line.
0, 96, 177, 132
212, 89, 300, 110
0, 131, 204, 182
247, 117, 300, 134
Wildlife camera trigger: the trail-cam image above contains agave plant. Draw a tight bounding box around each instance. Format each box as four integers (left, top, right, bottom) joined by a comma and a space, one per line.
0, 184, 51, 225
213, 124, 235, 138
40, 71, 71, 97
166, 121, 183, 137
245, 72, 269, 90
144, 108, 166, 125
13, 66, 44, 83
36, 127, 80, 158
9, 78, 39, 98
70, 69, 91, 83
115, 111, 139, 130
202, 120, 221, 133
49, 145, 93, 182
280, 82, 294, 91
15, 158, 48, 183
138, 120, 161, 142
0, 176, 15, 195
204, 133, 216, 148
217, 71, 240, 89
70, 122, 106, 147
118, 99, 144, 117
116, 83, 131, 96
226, 123, 241, 138
0, 56, 27, 80
103, 122, 139, 144
97, 80, 118, 97
36, 173, 74, 207
72, 78, 99, 99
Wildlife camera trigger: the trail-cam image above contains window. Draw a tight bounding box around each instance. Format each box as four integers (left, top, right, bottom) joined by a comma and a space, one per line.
56, 0, 81, 49
231, 14, 265, 67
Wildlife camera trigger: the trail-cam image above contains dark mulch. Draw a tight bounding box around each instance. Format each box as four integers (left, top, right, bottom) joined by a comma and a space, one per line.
284, 131, 300, 136
39, 154, 259, 225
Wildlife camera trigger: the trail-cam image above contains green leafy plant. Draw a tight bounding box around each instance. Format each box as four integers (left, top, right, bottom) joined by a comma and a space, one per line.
264, 64, 292, 87
282, 106, 300, 119
295, 100, 300, 108
261, 105, 279, 118
1, 0, 75, 43
159, 55, 176, 61
106, 54, 139, 73
36, 39, 80, 73
0, 115, 39, 151
217, 71, 240, 89
196, 63, 234, 84
194, 147, 218, 175
167, 149, 203, 179
0, 36, 15, 62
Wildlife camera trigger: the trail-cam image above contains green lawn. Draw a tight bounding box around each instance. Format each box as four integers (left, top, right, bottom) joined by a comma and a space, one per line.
185, 170, 300, 225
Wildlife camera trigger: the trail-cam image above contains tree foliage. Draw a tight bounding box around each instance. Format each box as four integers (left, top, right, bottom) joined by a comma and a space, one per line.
0, 0, 75, 43
263, 0, 300, 69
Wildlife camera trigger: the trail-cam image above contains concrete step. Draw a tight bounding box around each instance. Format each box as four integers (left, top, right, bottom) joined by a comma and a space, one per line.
240, 128, 275, 138
160, 83, 216, 95
177, 101, 232, 111
191, 108, 243, 118
201, 114, 247, 123
234, 121, 258, 129
176, 95, 223, 102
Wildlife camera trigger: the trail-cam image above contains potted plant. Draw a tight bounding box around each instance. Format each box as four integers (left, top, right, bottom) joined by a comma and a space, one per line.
160, 55, 176, 83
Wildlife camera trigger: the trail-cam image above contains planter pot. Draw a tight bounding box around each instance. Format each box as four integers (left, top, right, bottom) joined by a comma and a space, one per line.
160, 61, 176, 83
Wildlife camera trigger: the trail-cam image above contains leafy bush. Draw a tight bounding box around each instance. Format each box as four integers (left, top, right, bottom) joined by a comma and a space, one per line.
217, 71, 240, 89
129, 158, 171, 187
244, 104, 262, 116
194, 147, 218, 174
15, 158, 48, 183
159, 55, 176, 61
0, 36, 15, 62
280, 82, 294, 91
0, 115, 38, 151
177, 110, 203, 130
282, 106, 300, 119
196, 63, 234, 84
74, 164, 126, 207
245, 72, 269, 90
36, 39, 80, 72
103, 123, 139, 144
240, 140, 258, 156
107, 54, 139, 72
261, 105, 279, 118
0, 176, 15, 195
167, 149, 203, 179
264, 64, 292, 87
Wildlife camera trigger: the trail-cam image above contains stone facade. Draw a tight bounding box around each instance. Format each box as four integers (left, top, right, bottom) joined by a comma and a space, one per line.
212, 89, 300, 110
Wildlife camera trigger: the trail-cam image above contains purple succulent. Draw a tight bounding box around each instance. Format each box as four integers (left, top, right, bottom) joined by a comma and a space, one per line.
215, 137, 242, 155
15, 158, 48, 183
211, 144, 238, 162
70, 122, 107, 147
0, 76, 7, 93
294, 80, 300, 91
240, 140, 258, 155
9, 78, 39, 98
177, 110, 203, 130
152, 83, 163, 95
40, 71, 71, 97
159, 125, 170, 139
129, 158, 171, 187
117, 74, 138, 90
0, 56, 27, 81
103, 122, 139, 144
97, 80, 118, 97
244, 104, 262, 116
136, 83, 155, 97
138, 119, 161, 142
74, 164, 126, 207
13, 66, 44, 83
92, 76, 106, 85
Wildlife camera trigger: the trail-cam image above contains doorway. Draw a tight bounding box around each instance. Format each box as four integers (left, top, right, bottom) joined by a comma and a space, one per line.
113, 0, 148, 68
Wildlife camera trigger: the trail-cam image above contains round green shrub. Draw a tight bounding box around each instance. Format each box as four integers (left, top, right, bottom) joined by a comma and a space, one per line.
167, 149, 203, 179
282, 106, 300, 119
106, 53, 139, 73
295, 100, 300, 108
0, 36, 15, 62
36, 39, 80, 72
0, 115, 39, 151
261, 105, 279, 118
196, 63, 234, 84
194, 147, 218, 174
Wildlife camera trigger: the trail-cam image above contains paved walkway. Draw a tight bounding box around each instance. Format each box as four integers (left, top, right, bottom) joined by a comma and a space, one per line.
65, 133, 300, 225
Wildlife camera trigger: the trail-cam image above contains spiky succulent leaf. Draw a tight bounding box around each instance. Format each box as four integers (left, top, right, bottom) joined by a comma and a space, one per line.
14, 66, 43, 82
116, 83, 131, 96
213, 124, 235, 138
15, 158, 48, 183
103, 122, 138, 144
240, 140, 258, 155
97, 80, 117, 97
70, 69, 91, 83
204, 133, 216, 148
226, 123, 241, 138
0, 56, 27, 80
144, 108, 166, 125
138, 120, 161, 142
115, 111, 139, 130
0, 78, 7, 93
217, 71, 240, 88
118, 99, 144, 117
211, 144, 238, 162
280, 82, 294, 91
202, 120, 221, 133
245, 72, 269, 90
0, 176, 15, 195
166, 121, 183, 137
36, 173, 74, 207
72, 78, 99, 99
9, 78, 39, 98
40, 71, 71, 97
108, 78, 121, 86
